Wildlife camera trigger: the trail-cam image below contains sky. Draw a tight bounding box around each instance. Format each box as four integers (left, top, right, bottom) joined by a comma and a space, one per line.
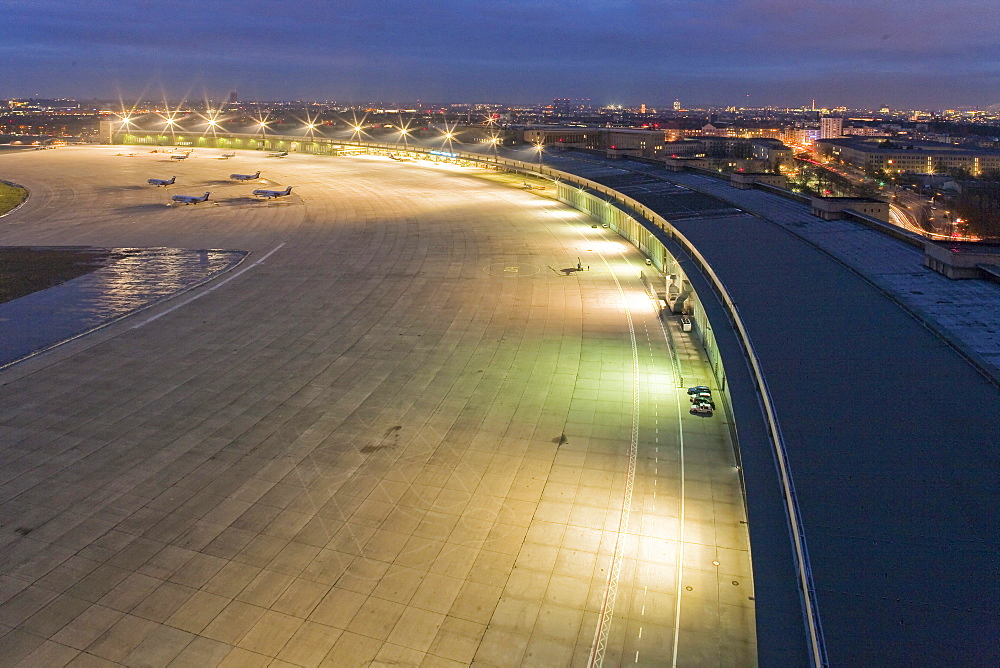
1, 0, 998, 109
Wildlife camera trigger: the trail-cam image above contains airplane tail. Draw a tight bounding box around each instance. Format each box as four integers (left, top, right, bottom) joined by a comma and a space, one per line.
284, 186, 292, 194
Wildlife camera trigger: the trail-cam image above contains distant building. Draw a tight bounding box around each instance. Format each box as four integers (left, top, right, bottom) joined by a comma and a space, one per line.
750, 138, 793, 167
782, 127, 821, 146
819, 116, 843, 139
602, 128, 665, 158
673, 100, 681, 111
552, 98, 572, 114
228, 90, 238, 104
817, 137, 1000, 176
842, 126, 892, 137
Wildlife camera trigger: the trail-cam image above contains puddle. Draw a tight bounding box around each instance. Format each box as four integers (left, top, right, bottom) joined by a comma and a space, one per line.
0, 247, 246, 368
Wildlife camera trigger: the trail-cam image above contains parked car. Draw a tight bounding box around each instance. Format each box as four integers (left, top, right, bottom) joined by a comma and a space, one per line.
690, 403, 713, 416
690, 396, 716, 410
687, 386, 711, 395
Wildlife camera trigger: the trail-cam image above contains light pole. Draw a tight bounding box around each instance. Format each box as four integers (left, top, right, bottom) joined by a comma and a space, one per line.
490, 135, 500, 160
535, 141, 544, 170
400, 127, 410, 151
164, 116, 177, 141
256, 120, 268, 150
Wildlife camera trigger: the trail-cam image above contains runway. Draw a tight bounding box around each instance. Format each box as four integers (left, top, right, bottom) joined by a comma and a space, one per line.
0, 146, 754, 666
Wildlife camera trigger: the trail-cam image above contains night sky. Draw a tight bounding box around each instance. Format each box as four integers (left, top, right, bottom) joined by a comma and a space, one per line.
1, 0, 998, 108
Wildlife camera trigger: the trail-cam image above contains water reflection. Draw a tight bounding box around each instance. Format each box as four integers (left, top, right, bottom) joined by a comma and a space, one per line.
0, 247, 246, 368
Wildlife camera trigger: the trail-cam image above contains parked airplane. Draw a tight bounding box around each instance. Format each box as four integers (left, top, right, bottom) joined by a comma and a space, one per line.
252, 186, 292, 199
267, 151, 288, 158
219, 152, 236, 159
170, 153, 190, 160
230, 171, 261, 181
171, 192, 210, 205
147, 176, 176, 187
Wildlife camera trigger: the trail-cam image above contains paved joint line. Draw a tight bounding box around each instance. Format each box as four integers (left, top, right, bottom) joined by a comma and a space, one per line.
132, 243, 286, 329
587, 247, 641, 668
671, 383, 688, 667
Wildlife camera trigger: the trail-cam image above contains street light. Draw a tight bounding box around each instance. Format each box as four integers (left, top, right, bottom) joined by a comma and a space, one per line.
490, 134, 500, 160
399, 126, 410, 150
163, 115, 178, 139
535, 141, 544, 169
206, 115, 221, 138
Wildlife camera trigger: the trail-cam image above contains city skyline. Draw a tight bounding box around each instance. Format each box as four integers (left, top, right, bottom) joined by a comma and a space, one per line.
2, 0, 999, 108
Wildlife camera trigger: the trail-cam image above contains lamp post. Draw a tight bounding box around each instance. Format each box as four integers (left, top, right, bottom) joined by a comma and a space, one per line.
490, 135, 500, 160
535, 141, 544, 170
256, 120, 268, 150
400, 127, 410, 150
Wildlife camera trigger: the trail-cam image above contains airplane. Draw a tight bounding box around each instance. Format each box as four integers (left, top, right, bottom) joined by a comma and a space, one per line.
171, 191, 210, 205
252, 185, 292, 199
170, 153, 190, 160
267, 151, 288, 158
230, 171, 261, 181
218, 152, 236, 159
147, 176, 176, 187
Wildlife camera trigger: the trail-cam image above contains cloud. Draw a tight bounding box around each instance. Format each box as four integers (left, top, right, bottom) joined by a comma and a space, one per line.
0, 0, 997, 106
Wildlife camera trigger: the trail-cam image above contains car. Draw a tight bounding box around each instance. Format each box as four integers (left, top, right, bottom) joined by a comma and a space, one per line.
687, 386, 711, 395
691, 396, 716, 410
690, 403, 713, 416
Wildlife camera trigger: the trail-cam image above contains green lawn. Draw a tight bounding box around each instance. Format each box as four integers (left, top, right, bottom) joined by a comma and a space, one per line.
0, 181, 28, 216
0, 248, 113, 304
